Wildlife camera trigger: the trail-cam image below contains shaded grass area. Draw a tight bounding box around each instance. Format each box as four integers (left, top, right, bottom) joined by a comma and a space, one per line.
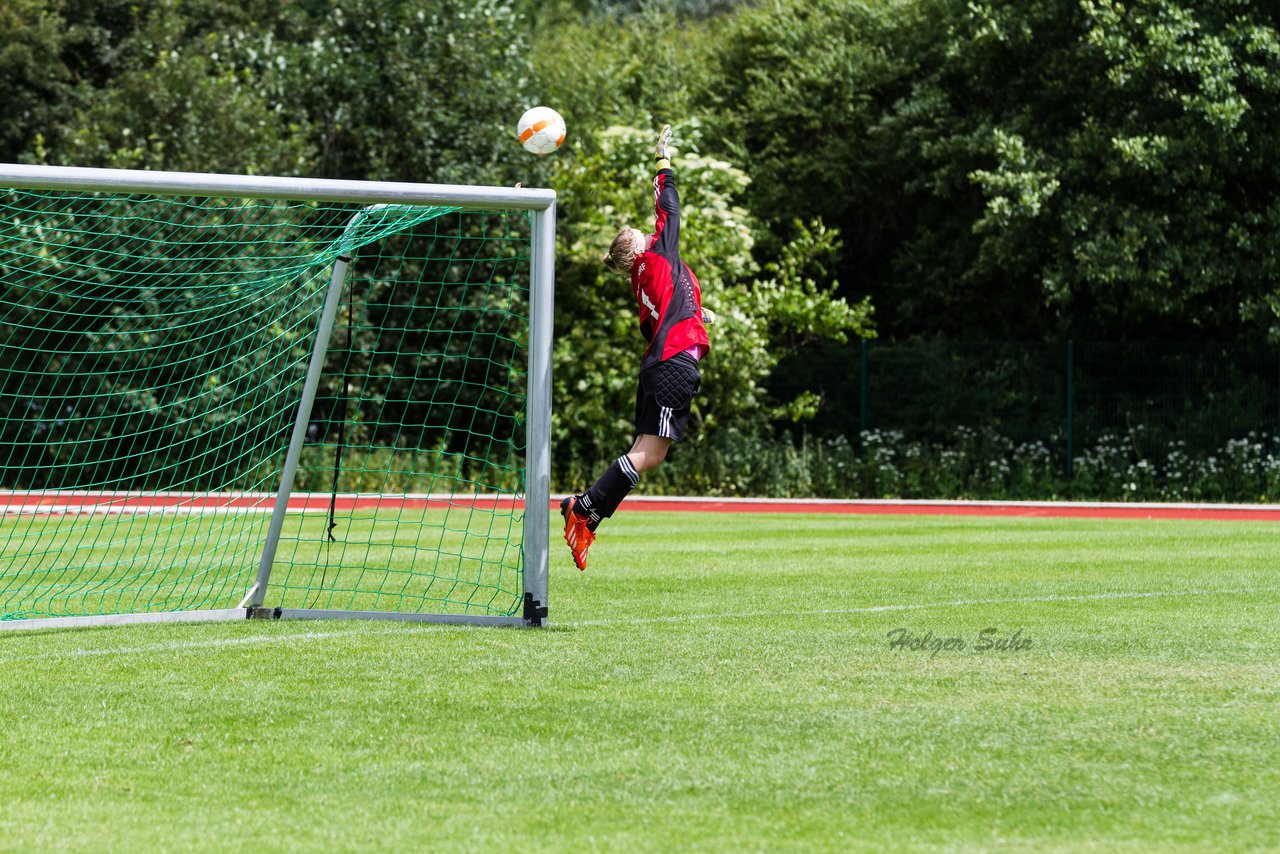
0, 514, 1278, 850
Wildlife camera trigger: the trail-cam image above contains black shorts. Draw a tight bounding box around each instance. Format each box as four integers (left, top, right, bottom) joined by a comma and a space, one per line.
635, 352, 701, 442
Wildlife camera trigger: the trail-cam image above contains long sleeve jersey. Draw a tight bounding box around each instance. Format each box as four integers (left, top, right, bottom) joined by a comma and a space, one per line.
631, 167, 710, 372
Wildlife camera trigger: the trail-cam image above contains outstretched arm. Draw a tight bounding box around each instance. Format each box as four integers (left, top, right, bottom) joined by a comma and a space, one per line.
650, 124, 680, 255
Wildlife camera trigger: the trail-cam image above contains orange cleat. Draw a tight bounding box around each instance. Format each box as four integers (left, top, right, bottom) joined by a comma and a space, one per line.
561, 495, 595, 571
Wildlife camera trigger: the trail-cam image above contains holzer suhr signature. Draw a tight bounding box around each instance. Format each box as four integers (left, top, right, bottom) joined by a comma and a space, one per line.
886, 627, 1033, 658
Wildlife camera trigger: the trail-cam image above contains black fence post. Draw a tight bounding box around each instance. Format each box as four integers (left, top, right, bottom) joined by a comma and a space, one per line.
858, 339, 869, 445
1066, 340, 1075, 479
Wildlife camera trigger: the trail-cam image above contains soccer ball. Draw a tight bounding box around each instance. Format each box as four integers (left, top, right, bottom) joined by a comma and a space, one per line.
516, 106, 566, 155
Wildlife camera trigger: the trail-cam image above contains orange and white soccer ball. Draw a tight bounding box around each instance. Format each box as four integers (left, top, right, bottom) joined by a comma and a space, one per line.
516, 106, 566, 155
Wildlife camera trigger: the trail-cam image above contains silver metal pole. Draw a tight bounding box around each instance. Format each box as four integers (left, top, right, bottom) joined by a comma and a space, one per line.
522, 203, 556, 623
0, 163, 556, 210
250, 255, 351, 608
0, 609, 248, 633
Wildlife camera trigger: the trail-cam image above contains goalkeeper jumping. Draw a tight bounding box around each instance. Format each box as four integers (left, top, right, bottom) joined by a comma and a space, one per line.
561, 124, 713, 570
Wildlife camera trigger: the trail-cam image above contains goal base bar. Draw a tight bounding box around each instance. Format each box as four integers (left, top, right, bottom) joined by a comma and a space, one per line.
260, 607, 532, 627
0, 607, 538, 632
0, 608, 248, 632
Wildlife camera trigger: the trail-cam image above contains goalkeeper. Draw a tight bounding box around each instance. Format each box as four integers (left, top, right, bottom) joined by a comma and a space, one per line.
561, 124, 713, 571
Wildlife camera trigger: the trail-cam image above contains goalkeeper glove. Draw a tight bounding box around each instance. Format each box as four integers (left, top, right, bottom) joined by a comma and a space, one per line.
656, 124, 672, 171
701, 307, 717, 325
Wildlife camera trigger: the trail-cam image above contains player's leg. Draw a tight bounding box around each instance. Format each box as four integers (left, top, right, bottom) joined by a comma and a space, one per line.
570, 432, 670, 532
563, 353, 700, 569
574, 353, 698, 529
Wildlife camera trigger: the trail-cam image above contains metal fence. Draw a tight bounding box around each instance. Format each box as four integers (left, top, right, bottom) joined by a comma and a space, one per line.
767, 341, 1280, 474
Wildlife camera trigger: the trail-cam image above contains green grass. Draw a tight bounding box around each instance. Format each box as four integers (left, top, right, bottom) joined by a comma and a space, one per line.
0, 506, 526, 619
1, 513, 1278, 851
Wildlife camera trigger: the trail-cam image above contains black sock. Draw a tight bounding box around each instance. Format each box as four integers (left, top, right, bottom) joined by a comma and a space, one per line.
576, 455, 640, 531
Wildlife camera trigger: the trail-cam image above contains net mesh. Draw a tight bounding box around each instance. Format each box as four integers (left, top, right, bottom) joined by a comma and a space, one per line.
0, 187, 530, 621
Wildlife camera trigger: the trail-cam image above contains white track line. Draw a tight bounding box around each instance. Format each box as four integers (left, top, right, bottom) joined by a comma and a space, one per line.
563, 585, 1276, 627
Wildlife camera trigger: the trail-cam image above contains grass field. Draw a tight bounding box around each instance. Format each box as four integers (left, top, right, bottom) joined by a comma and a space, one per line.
1, 512, 1278, 851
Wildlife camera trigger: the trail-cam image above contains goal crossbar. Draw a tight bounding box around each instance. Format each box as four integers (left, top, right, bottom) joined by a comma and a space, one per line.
0, 163, 556, 209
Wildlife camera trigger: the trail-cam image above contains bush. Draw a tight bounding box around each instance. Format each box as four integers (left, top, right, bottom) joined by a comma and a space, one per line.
631, 426, 1280, 503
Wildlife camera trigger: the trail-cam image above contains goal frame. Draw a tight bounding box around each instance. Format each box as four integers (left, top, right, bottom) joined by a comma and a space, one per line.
0, 163, 556, 630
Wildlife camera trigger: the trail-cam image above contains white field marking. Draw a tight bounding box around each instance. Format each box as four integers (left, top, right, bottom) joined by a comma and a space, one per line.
561, 585, 1277, 628
4, 587, 1274, 660
4, 625, 410, 664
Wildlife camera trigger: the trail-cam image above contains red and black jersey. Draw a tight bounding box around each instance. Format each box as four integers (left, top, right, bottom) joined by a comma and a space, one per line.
631, 168, 710, 372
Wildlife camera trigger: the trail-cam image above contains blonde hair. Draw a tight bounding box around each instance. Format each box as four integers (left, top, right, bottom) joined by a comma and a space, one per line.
602, 228, 643, 274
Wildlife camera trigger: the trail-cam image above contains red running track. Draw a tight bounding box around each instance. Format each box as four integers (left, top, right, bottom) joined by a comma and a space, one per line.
4, 491, 1280, 521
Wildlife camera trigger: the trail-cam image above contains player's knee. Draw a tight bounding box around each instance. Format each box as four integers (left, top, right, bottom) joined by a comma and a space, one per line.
628, 445, 667, 473
629, 453, 655, 474
641, 450, 667, 472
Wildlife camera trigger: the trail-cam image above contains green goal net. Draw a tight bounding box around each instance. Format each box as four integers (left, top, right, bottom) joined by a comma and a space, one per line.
0, 168, 555, 629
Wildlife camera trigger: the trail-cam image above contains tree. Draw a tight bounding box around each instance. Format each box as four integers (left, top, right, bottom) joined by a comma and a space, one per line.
712, 0, 1280, 342
29, 0, 539, 185
286, 0, 538, 185
0, 0, 72, 163
548, 123, 870, 482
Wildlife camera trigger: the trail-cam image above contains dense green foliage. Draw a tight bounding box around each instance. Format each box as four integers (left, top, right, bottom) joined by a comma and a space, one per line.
636, 427, 1280, 502
9, 0, 539, 183
713, 0, 1280, 341
5, 0, 1280, 498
